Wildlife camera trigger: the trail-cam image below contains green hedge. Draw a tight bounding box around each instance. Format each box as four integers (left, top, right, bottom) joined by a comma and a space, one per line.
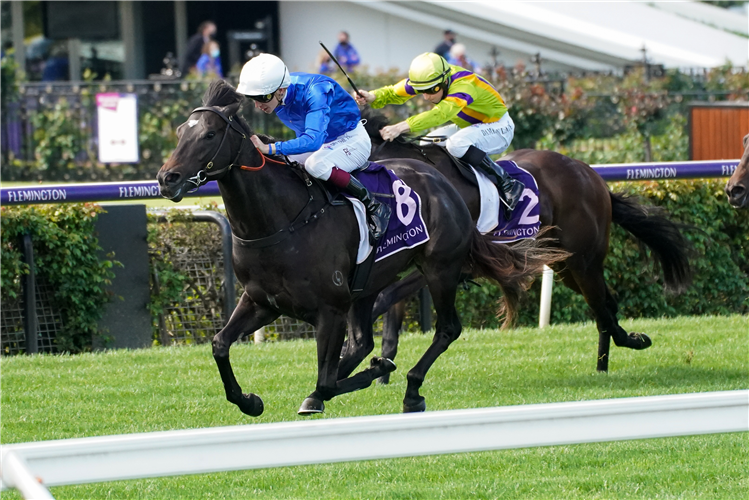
2, 180, 745, 353
1, 204, 117, 352
456, 179, 749, 329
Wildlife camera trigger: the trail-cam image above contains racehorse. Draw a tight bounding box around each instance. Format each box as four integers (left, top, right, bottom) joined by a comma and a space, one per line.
157, 80, 566, 415
361, 109, 693, 375
725, 133, 749, 208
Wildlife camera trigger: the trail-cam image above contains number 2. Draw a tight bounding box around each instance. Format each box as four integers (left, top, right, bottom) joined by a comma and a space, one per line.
518, 188, 539, 224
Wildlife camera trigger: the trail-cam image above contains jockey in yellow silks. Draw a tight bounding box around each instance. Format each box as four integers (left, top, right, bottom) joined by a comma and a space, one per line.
355, 52, 524, 211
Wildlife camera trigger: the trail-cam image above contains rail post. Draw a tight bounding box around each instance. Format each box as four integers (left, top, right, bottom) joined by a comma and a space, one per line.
21, 234, 38, 354
418, 288, 432, 332
538, 265, 554, 328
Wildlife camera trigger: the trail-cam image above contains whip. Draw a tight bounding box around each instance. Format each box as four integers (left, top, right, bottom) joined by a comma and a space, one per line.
319, 41, 362, 96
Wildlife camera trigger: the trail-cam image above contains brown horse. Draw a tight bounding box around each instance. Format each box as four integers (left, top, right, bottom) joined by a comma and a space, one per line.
726, 133, 749, 208
362, 109, 693, 375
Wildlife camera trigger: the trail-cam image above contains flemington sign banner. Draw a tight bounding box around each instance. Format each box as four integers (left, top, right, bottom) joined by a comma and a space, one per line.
0, 160, 739, 206
2, 181, 220, 205
598, 160, 738, 181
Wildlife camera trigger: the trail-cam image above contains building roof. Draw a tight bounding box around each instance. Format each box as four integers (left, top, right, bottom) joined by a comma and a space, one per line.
356, 0, 748, 70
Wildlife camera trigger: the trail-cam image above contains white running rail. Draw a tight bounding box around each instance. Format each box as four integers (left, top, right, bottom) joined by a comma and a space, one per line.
2, 391, 747, 499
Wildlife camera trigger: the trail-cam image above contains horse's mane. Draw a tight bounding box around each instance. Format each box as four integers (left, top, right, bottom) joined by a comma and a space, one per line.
361, 107, 391, 139
361, 107, 439, 153
202, 79, 243, 108
201, 79, 255, 136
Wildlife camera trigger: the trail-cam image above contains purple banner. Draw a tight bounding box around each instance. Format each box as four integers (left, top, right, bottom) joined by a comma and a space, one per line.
592, 160, 739, 181
1, 181, 220, 206
0, 160, 740, 206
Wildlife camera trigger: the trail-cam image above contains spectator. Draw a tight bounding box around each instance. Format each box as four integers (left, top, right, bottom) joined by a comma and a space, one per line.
333, 31, 360, 72
447, 43, 482, 73
196, 40, 223, 78
42, 44, 69, 81
434, 29, 456, 59
181, 21, 216, 75
316, 48, 332, 74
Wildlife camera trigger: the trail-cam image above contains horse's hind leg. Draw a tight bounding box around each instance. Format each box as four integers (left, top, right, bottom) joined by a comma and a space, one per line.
371, 272, 428, 384
402, 269, 462, 413
377, 300, 406, 384
212, 292, 279, 416
563, 263, 651, 372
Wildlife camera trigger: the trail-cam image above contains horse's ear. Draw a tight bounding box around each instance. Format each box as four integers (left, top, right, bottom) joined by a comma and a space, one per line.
743, 133, 749, 149
220, 100, 242, 119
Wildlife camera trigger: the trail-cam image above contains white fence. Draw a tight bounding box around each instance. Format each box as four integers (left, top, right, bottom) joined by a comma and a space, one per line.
2, 390, 747, 499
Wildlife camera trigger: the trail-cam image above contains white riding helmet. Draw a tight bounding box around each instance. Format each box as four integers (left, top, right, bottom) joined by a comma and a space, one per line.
237, 53, 291, 98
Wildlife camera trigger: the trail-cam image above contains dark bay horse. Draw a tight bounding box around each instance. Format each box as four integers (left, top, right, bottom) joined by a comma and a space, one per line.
725, 133, 749, 208
157, 80, 565, 415
362, 109, 693, 375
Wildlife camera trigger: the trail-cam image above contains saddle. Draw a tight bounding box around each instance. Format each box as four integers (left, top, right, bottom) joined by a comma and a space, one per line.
400, 136, 480, 188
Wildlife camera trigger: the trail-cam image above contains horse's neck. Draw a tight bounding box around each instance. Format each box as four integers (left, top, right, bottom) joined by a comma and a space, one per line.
218, 154, 312, 240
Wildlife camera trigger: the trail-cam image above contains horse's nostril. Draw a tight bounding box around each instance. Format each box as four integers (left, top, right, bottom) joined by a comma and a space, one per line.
166, 172, 181, 185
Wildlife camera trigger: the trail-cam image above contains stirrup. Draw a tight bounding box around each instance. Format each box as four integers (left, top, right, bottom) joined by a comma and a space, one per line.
503, 180, 524, 210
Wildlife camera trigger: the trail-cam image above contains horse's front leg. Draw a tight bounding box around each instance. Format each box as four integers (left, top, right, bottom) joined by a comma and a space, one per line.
298, 305, 349, 415
212, 292, 278, 416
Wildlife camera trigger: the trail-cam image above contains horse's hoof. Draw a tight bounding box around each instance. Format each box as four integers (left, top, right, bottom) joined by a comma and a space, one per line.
371, 356, 397, 373
237, 393, 264, 417
403, 398, 426, 413
377, 374, 391, 385
298, 397, 325, 415
629, 332, 652, 350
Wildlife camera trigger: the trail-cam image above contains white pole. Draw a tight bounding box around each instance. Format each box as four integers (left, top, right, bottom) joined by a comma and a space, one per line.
1, 452, 55, 500
539, 265, 554, 328
1, 391, 746, 491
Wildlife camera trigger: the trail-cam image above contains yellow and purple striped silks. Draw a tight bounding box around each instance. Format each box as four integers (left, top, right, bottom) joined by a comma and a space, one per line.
370, 65, 508, 134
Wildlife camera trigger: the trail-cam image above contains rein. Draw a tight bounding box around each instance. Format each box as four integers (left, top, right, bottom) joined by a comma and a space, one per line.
186, 105, 330, 250
231, 164, 329, 249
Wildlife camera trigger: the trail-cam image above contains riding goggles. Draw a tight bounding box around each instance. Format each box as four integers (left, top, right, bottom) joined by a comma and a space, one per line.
416, 83, 445, 95
248, 92, 276, 103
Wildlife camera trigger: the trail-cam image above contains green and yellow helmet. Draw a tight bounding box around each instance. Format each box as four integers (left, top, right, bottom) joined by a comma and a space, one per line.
407, 52, 450, 94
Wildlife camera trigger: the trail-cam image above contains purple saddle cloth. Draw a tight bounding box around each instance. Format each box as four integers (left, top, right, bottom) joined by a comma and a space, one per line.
349, 162, 430, 262
490, 160, 541, 243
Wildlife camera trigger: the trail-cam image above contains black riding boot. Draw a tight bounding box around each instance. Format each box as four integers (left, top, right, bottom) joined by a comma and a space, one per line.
344, 175, 391, 243
461, 145, 524, 213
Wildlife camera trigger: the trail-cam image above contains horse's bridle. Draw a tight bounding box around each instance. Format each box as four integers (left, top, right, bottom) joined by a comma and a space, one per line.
185, 106, 248, 190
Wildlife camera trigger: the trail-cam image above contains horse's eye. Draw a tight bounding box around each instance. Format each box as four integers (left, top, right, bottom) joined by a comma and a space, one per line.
206, 132, 216, 139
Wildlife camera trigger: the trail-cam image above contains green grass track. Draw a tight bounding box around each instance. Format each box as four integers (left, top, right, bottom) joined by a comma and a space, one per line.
2, 315, 747, 499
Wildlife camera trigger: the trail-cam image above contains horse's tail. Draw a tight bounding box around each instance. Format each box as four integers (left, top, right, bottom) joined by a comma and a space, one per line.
468, 229, 570, 329
609, 192, 693, 293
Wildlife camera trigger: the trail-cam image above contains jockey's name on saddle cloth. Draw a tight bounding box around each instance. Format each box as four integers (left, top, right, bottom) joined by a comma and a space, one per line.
345, 162, 430, 264
473, 160, 541, 243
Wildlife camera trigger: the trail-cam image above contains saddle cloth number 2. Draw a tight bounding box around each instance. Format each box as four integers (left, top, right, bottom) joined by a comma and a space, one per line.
518, 188, 540, 225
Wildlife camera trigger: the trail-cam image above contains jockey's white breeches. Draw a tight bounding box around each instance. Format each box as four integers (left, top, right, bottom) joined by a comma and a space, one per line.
422, 112, 515, 158
288, 122, 372, 180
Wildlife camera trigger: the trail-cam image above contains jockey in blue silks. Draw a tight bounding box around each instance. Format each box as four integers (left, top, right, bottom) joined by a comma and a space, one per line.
238, 53, 390, 241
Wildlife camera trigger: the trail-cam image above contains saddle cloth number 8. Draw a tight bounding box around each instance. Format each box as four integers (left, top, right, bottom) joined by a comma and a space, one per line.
393, 179, 417, 226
